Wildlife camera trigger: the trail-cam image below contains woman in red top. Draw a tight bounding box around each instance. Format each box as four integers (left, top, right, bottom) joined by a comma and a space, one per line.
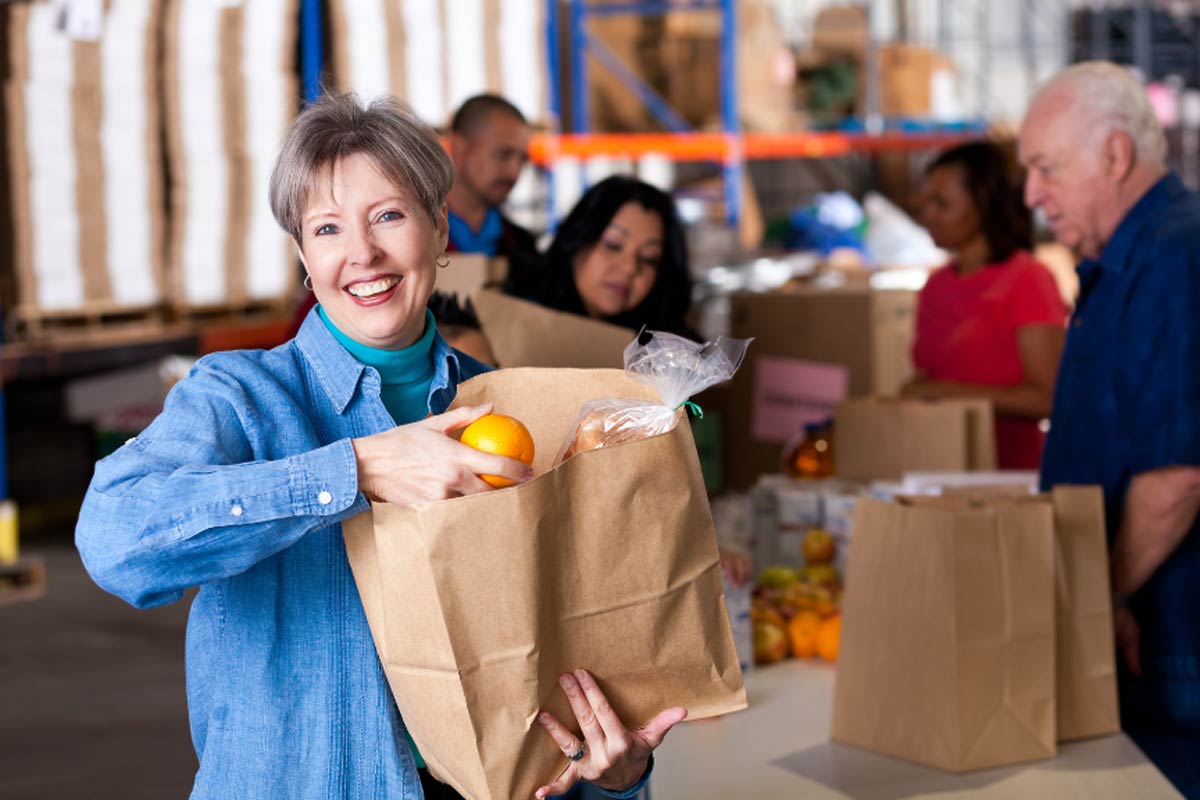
904, 140, 1068, 469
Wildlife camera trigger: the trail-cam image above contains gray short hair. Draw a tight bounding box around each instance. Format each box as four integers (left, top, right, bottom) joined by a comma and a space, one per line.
1036, 61, 1166, 164
269, 93, 454, 241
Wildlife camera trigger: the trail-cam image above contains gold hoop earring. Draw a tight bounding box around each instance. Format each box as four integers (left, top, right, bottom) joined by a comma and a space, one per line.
436, 253, 450, 269
303, 274, 313, 291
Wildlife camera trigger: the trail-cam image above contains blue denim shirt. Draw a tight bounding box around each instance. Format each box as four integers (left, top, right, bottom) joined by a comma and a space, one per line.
75, 309, 653, 798
1040, 173, 1200, 734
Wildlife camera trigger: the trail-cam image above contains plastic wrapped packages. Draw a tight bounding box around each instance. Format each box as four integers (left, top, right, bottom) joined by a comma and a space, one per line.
557, 329, 752, 463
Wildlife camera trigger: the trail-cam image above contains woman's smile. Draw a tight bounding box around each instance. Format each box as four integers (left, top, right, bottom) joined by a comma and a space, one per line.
345, 274, 401, 304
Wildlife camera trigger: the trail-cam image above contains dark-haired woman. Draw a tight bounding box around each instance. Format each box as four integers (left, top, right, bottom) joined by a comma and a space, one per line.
505, 175, 696, 339
902, 140, 1068, 470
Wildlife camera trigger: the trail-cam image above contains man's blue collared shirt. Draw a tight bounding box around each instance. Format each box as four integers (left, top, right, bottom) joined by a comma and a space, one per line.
448, 208, 503, 256
1041, 172, 1200, 733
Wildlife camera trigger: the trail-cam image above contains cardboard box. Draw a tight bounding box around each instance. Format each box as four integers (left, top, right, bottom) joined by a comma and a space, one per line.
808, 4, 868, 63
751, 475, 824, 570
879, 43, 955, 118
662, 0, 797, 132
723, 287, 916, 490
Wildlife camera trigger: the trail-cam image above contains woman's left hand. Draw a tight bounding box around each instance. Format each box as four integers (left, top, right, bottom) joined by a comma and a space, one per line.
534, 669, 687, 799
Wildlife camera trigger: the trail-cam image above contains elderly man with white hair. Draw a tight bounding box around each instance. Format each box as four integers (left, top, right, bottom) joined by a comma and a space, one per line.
1022, 61, 1200, 796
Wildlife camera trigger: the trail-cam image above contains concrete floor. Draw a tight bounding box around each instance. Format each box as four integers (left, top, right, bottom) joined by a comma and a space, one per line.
1, 544, 196, 799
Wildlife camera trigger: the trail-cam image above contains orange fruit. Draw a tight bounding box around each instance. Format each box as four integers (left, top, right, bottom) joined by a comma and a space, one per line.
816, 615, 841, 662
787, 611, 821, 659
459, 413, 535, 488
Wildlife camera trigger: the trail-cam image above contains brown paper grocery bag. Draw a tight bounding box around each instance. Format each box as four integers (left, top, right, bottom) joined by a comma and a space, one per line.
472, 290, 634, 369
344, 368, 747, 800
1046, 486, 1119, 740
834, 397, 997, 482
831, 494, 1056, 771
941, 486, 1119, 741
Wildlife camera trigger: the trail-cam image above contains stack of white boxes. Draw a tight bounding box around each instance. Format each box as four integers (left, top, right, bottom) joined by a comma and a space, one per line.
162, 0, 297, 310
5, 0, 164, 323
751, 475, 862, 573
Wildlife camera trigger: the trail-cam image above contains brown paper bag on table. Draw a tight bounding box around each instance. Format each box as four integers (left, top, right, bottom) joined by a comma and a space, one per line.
472, 289, 635, 369
1047, 486, 1119, 740
343, 367, 747, 800
831, 494, 1057, 772
834, 397, 997, 482
943, 486, 1119, 741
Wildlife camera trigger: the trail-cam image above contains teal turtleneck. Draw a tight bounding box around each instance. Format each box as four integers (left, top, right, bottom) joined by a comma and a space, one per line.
318, 306, 438, 425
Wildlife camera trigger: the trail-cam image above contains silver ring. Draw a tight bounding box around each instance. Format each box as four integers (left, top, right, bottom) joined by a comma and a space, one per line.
568, 742, 586, 762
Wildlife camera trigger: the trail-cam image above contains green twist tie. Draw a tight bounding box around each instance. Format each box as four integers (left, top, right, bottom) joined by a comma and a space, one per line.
675, 400, 704, 420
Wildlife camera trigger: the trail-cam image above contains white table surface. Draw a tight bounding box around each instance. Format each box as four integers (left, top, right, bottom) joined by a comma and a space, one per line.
650, 660, 1182, 800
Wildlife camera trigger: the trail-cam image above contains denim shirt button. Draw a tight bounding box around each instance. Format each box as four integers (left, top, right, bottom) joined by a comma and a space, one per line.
318, 491, 333, 506
230, 504, 244, 517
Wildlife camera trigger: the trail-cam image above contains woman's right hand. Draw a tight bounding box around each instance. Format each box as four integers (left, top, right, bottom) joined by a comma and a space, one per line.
351, 404, 533, 505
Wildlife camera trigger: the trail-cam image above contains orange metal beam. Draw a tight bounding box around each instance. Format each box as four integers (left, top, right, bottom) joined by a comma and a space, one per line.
526, 131, 981, 164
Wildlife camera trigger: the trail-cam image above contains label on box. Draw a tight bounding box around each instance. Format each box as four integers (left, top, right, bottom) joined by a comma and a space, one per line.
751, 356, 849, 444
776, 484, 823, 529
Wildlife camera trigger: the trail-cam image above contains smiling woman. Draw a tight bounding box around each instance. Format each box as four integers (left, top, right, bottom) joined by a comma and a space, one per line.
74, 93, 681, 800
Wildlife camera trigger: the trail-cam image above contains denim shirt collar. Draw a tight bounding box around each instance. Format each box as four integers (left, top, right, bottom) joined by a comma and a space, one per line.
1091, 172, 1187, 275
295, 306, 464, 415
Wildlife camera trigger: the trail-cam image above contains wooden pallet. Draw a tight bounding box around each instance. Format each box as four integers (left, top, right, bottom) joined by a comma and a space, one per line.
169, 296, 295, 325
8, 303, 169, 346
0, 556, 47, 605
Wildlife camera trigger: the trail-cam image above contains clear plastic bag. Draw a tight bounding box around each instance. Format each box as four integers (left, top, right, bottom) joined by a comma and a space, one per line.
557, 329, 752, 464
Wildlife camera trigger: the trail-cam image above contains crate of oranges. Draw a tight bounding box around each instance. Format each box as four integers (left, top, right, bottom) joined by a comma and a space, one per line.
751, 526, 843, 667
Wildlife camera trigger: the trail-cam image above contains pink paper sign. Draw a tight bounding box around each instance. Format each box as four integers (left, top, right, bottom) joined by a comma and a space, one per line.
752, 356, 850, 443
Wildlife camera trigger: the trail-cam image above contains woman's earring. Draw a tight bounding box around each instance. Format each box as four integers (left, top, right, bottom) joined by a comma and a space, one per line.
436, 253, 450, 269
303, 274, 313, 291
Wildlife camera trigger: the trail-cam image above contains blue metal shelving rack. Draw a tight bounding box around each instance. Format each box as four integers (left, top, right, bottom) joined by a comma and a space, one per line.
552, 0, 743, 225
300, 0, 323, 104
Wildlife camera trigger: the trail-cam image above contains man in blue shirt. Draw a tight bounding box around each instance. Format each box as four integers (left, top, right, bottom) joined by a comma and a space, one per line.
1022, 61, 1200, 797
446, 94, 539, 271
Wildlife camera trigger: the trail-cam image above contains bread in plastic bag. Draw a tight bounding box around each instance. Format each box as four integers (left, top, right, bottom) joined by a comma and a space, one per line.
557, 329, 752, 464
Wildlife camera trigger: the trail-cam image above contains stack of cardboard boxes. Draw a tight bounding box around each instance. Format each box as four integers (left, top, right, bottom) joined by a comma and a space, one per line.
4, 0, 165, 333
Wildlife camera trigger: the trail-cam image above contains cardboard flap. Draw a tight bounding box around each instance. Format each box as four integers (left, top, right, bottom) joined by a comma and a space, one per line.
435, 253, 508, 298
473, 290, 634, 369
